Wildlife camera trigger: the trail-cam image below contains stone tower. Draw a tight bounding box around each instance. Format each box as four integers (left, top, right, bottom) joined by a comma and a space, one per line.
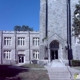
40, 0, 68, 64
39, 0, 79, 65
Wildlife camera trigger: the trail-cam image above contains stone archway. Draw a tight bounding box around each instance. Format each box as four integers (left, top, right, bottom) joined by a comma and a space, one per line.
50, 40, 59, 61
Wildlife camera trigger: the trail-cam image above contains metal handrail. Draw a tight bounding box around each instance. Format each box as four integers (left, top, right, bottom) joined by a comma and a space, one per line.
59, 56, 72, 79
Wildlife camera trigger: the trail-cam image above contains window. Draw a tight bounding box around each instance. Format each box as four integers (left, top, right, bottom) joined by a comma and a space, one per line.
18, 37, 25, 46
33, 50, 39, 60
33, 37, 39, 46
4, 37, 11, 45
4, 50, 11, 59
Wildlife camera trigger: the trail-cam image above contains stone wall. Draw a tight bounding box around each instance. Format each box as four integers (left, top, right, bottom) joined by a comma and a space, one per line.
48, 0, 67, 41
39, 0, 47, 60
40, 0, 68, 63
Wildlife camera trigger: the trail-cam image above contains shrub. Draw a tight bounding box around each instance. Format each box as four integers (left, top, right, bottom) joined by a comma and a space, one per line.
32, 60, 38, 64
71, 60, 80, 66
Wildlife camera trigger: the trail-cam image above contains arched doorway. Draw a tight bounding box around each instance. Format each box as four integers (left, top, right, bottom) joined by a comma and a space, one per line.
50, 40, 59, 61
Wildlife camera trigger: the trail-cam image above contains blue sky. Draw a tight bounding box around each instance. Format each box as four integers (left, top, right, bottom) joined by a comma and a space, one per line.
0, 0, 40, 31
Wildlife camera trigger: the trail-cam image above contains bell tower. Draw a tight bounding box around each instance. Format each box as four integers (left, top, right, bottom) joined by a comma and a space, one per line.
39, 0, 73, 65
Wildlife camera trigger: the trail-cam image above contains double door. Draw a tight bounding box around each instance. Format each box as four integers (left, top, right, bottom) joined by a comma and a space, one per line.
51, 50, 58, 60
18, 55, 24, 63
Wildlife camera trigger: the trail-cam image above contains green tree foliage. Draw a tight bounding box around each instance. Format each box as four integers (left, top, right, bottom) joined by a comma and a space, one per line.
73, 1, 80, 36
14, 25, 33, 31
14, 25, 21, 31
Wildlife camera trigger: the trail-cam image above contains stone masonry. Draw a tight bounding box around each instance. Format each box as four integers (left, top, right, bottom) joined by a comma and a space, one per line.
39, 0, 80, 65
0, 31, 39, 64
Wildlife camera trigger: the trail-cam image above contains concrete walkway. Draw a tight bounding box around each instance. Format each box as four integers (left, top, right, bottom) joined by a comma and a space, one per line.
44, 60, 80, 80
45, 66, 72, 80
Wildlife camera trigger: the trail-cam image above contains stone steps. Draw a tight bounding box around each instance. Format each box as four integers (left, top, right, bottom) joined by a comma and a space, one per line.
46, 67, 72, 80
45, 60, 72, 80
47, 60, 66, 67
45, 60, 80, 80
48, 72, 70, 79
49, 73, 69, 77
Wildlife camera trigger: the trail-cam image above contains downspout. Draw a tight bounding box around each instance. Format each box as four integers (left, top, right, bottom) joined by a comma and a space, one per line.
68, 0, 72, 49
46, 0, 48, 37
67, 0, 73, 66
46, 0, 49, 62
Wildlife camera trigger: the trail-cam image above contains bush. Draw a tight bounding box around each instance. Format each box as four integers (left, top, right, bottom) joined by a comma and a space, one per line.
32, 60, 38, 64
71, 60, 80, 66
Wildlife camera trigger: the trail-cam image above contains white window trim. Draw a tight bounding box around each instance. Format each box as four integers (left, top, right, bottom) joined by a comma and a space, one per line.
4, 37, 11, 46
18, 37, 25, 46
4, 50, 11, 60
33, 50, 39, 60
33, 37, 39, 46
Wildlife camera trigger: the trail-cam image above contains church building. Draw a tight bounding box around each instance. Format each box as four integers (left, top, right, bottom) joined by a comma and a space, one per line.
0, 0, 80, 65
39, 0, 80, 65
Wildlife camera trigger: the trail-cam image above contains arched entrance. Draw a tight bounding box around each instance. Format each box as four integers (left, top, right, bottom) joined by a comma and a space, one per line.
50, 40, 59, 61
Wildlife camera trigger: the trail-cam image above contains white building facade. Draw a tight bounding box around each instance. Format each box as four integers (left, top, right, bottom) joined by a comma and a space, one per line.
0, 31, 39, 64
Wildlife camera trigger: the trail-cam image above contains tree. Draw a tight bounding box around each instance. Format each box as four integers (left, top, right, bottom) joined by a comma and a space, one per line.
14, 25, 21, 31
14, 25, 33, 31
21, 25, 33, 31
73, 0, 80, 36
21, 25, 28, 31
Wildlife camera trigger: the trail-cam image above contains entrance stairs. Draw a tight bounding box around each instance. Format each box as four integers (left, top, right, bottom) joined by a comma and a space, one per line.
45, 60, 75, 80
47, 60, 66, 67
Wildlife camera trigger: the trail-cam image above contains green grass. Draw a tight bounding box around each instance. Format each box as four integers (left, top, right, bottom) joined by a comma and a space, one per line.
20, 64, 44, 68
13, 70, 49, 80
6, 70, 49, 80
72, 67, 80, 70
5, 64, 49, 80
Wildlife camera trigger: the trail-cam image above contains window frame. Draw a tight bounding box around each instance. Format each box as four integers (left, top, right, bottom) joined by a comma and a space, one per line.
33, 50, 39, 60
18, 37, 25, 46
33, 37, 39, 46
4, 50, 11, 60
4, 37, 11, 46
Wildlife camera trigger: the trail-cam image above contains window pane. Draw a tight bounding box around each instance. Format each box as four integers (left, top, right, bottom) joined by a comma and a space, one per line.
23, 40, 24, 45
18, 40, 20, 45
4, 40, 6, 45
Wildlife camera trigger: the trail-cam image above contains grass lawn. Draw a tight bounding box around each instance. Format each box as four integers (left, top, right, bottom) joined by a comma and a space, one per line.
7, 70, 49, 80
20, 63, 44, 68
3, 64, 49, 80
